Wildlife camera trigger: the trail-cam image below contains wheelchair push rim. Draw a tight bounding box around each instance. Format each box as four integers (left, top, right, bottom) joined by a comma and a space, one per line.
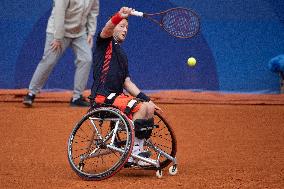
67, 107, 134, 180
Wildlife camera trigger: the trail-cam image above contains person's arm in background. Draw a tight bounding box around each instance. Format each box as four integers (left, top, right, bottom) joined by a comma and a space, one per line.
86, 0, 100, 48
51, 0, 69, 52
124, 77, 161, 110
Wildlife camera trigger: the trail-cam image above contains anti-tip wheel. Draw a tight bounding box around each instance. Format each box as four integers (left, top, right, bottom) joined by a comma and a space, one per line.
156, 170, 163, 178
169, 165, 178, 175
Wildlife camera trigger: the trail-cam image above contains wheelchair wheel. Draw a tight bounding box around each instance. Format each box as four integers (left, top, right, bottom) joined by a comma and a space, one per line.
67, 107, 134, 180
143, 111, 177, 169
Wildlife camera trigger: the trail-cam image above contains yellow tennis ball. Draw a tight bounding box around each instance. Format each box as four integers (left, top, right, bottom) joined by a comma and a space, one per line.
187, 57, 197, 67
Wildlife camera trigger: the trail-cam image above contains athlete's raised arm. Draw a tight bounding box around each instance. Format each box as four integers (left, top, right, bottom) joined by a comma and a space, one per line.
100, 7, 134, 38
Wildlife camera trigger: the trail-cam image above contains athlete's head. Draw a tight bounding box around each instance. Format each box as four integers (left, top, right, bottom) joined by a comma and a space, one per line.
113, 18, 128, 43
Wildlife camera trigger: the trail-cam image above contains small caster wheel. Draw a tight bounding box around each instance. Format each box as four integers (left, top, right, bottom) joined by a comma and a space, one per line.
156, 169, 163, 178
169, 165, 178, 175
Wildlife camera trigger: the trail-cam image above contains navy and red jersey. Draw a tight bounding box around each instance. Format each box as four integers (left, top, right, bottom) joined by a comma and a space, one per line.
91, 32, 129, 97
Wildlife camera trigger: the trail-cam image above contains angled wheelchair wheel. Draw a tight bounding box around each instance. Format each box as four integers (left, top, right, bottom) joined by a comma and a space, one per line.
67, 107, 134, 180
143, 111, 177, 169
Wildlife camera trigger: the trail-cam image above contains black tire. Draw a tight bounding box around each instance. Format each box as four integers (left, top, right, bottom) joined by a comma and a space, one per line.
142, 111, 177, 169
67, 107, 134, 180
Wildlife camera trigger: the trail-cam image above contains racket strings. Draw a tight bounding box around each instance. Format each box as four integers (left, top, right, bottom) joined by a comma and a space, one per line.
162, 9, 199, 38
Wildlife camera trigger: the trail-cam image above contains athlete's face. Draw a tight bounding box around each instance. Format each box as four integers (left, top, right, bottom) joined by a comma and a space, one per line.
113, 19, 128, 43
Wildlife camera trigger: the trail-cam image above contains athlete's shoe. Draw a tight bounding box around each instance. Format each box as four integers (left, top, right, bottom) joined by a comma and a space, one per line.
137, 151, 152, 166
124, 161, 136, 168
70, 96, 90, 107
137, 151, 151, 158
124, 151, 152, 168
23, 93, 35, 107
124, 137, 152, 168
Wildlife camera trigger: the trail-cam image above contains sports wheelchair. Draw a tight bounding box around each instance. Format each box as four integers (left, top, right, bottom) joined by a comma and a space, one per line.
67, 104, 177, 180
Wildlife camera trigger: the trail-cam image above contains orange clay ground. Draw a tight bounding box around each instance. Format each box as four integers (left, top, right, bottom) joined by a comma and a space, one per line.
0, 90, 283, 188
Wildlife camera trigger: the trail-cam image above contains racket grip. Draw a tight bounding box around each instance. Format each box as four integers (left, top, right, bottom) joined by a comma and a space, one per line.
131, 11, 143, 17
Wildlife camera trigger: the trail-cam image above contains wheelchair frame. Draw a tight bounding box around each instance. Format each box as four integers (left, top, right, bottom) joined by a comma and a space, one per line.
67, 106, 177, 180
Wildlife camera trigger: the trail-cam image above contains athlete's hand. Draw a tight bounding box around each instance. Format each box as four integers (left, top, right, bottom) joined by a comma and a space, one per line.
87, 34, 94, 48
50, 39, 62, 53
119, 7, 134, 18
149, 100, 162, 112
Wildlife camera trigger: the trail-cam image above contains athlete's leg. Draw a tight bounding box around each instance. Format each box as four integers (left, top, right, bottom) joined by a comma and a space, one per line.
105, 95, 155, 163
132, 102, 147, 120
130, 103, 148, 158
128, 102, 156, 163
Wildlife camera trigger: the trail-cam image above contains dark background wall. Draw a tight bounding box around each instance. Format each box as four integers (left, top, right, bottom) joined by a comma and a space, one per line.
1, 0, 283, 93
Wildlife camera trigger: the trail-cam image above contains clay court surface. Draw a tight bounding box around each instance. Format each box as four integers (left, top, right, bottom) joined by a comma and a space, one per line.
0, 90, 284, 188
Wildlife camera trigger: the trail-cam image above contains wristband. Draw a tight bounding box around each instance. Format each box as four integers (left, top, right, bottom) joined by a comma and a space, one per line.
111, 12, 123, 25
137, 92, 151, 102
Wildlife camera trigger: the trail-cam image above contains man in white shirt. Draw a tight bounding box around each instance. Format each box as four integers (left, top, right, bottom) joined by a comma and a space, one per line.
23, 0, 99, 107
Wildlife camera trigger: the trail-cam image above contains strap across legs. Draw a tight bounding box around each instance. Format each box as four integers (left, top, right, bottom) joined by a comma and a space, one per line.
104, 93, 118, 105
124, 98, 139, 116
134, 118, 154, 139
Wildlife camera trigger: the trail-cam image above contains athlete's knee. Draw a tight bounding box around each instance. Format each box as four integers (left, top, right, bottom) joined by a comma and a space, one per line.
134, 118, 154, 139
144, 102, 155, 116
137, 103, 147, 115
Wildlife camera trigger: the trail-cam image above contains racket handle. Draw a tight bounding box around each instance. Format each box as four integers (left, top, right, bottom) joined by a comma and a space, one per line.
131, 10, 144, 17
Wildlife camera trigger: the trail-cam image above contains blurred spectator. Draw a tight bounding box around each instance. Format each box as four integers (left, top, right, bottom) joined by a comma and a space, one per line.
268, 54, 284, 93
23, 0, 100, 107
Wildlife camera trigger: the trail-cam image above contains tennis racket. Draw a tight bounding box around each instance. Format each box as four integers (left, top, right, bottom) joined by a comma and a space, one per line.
131, 7, 200, 38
